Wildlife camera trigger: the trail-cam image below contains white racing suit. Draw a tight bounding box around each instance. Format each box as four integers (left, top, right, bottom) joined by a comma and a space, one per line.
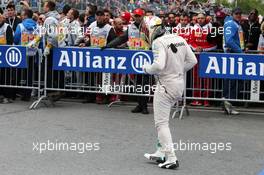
143, 34, 197, 160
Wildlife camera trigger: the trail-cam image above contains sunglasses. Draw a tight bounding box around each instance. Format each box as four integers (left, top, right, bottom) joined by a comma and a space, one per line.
234, 12, 242, 15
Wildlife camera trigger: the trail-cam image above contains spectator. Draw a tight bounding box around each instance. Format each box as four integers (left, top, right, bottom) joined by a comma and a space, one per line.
222, 7, 244, 115
104, 9, 112, 24
14, 9, 37, 46
190, 14, 197, 26
60, 4, 71, 22
14, 8, 37, 101
20, 0, 30, 10
120, 11, 131, 31
78, 13, 86, 27
207, 10, 226, 50
66, 8, 82, 46
145, 10, 154, 16
5, 3, 22, 32
42, 1, 65, 100
242, 9, 261, 51
37, 14, 45, 26
259, 21, 264, 51
85, 4, 97, 27
190, 13, 216, 52
120, 11, 131, 26
104, 8, 150, 114
0, 7, 15, 103
57, 5, 71, 48
113, 17, 124, 36
175, 13, 180, 26
158, 11, 166, 25
166, 12, 177, 31
175, 12, 191, 43
87, 9, 116, 104
189, 13, 216, 107
32, 12, 39, 22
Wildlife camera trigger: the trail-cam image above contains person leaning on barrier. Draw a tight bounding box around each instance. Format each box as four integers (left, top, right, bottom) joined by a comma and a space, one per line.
27, 1, 64, 101
141, 16, 197, 169
189, 13, 217, 107
79, 9, 116, 104
0, 7, 16, 104
14, 8, 38, 101
102, 8, 151, 115
44, 1, 66, 100
222, 7, 244, 115
65, 8, 82, 47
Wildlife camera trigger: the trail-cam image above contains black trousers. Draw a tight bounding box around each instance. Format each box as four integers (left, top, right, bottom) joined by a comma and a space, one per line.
0, 68, 16, 99
135, 74, 150, 109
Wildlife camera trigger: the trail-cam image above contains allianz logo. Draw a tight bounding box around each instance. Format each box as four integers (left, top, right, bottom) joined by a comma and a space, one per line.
58, 50, 152, 73
0, 47, 22, 67
205, 56, 264, 76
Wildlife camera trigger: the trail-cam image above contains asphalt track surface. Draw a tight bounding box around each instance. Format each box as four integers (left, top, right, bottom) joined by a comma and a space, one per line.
0, 101, 263, 175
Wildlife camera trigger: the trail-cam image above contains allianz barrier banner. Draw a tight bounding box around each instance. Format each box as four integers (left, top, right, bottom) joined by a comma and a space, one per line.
0, 46, 27, 68
52, 47, 153, 74
199, 53, 264, 80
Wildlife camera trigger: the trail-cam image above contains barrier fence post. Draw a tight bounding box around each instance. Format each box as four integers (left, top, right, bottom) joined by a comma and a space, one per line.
30, 53, 48, 109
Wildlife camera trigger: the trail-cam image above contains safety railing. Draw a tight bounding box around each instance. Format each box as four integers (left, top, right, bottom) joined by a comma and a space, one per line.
0, 46, 263, 118
0, 46, 43, 102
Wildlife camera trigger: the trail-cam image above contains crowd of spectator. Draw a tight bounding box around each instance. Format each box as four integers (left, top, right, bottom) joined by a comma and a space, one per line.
0, 0, 263, 114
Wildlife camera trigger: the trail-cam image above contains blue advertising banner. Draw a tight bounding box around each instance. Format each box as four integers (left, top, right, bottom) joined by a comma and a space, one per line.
52, 47, 154, 74
199, 53, 264, 80
0, 46, 27, 68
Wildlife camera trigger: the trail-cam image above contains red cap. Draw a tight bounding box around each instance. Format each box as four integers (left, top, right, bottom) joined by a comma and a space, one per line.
133, 8, 144, 16
216, 11, 226, 18
121, 12, 131, 23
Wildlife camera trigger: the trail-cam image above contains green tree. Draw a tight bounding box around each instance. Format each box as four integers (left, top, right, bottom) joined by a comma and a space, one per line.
234, 0, 264, 15
193, 0, 264, 15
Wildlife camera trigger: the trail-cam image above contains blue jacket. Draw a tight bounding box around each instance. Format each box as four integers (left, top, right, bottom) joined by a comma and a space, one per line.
14, 18, 37, 45
223, 16, 243, 53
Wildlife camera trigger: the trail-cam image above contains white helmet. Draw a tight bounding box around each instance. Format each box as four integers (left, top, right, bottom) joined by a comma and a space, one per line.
140, 16, 165, 45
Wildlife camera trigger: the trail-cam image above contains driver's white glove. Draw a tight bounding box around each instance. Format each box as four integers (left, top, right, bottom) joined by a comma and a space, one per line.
142, 62, 151, 74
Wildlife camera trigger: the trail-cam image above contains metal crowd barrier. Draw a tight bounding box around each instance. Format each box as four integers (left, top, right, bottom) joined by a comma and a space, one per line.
1, 46, 263, 118
186, 51, 264, 104
29, 53, 186, 118
0, 48, 43, 103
